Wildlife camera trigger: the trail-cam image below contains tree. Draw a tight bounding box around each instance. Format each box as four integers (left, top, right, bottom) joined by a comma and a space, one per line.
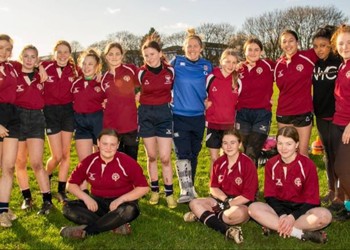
70, 40, 84, 65
241, 5, 348, 60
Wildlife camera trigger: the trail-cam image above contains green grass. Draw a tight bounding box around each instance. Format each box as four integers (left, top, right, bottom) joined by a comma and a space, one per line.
1, 84, 350, 249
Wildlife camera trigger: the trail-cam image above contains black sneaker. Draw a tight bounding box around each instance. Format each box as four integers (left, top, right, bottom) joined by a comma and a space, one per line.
37, 201, 54, 215
21, 198, 33, 210
327, 202, 344, 213
301, 230, 327, 244
333, 208, 350, 222
56, 192, 69, 203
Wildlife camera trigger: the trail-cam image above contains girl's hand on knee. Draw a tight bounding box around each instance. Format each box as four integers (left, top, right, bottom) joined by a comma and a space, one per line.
84, 196, 98, 212
0, 125, 9, 138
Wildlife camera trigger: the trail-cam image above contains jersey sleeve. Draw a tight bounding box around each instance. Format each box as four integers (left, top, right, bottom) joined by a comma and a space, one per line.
68, 161, 89, 186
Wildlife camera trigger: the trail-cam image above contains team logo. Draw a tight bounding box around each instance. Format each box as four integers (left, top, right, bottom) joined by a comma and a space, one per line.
69, 77, 75, 82
276, 178, 283, 186
166, 129, 172, 135
259, 125, 267, 132
144, 80, 150, 85
296, 64, 304, 72
346, 70, 350, 79
212, 86, 217, 92
256, 67, 263, 75
112, 173, 120, 182
88, 172, 96, 181
16, 85, 24, 92
180, 62, 186, 66
235, 177, 242, 186
94, 86, 101, 92
37, 83, 44, 90
46, 76, 54, 83
218, 175, 224, 183
294, 177, 302, 187
203, 65, 208, 71
72, 87, 79, 93
104, 82, 110, 89
239, 72, 244, 79
165, 75, 172, 84
203, 71, 208, 76
123, 75, 131, 82
277, 70, 284, 78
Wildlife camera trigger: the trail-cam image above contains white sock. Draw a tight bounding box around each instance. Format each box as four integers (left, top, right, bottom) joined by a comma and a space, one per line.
290, 227, 303, 239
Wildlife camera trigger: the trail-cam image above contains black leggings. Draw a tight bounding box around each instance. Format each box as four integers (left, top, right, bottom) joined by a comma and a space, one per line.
62, 196, 140, 235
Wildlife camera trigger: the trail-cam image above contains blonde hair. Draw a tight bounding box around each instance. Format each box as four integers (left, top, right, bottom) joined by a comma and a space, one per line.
19, 45, 39, 64
220, 48, 240, 90
0, 34, 14, 49
183, 28, 204, 50
331, 24, 350, 55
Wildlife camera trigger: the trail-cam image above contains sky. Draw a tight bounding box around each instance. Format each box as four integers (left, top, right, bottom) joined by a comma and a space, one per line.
1, 0, 349, 58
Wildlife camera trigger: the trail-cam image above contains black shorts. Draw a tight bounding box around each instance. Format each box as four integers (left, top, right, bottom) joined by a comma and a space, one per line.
44, 103, 74, 135
138, 104, 173, 138
276, 112, 313, 127
206, 128, 224, 149
120, 130, 139, 147
0, 103, 20, 141
74, 111, 103, 144
17, 107, 45, 141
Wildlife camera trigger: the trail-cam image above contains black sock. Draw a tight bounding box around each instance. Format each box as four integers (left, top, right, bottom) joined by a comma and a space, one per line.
21, 188, 32, 200
199, 211, 229, 235
58, 181, 66, 193
49, 174, 53, 180
42, 192, 52, 203
164, 184, 173, 196
150, 180, 159, 192
0, 202, 9, 214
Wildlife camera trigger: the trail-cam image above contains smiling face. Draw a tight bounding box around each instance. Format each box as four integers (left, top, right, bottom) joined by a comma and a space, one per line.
277, 135, 299, 163
184, 38, 202, 61
82, 55, 98, 78
0, 40, 12, 63
21, 48, 38, 72
245, 42, 262, 64
280, 33, 298, 58
142, 47, 162, 68
220, 54, 238, 77
313, 37, 332, 60
336, 32, 350, 62
222, 134, 240, 158
97, 134, 119, 163
105, 47, 123, 69
54, 44, 71, 67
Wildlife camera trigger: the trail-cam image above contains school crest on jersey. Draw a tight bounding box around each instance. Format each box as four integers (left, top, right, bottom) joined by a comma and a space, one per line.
112, 173, 120, 182
235, 177, 242, 186
294, 177, 302, 187
123, 75, 131, 82
37, 83, 44, 90
94, 86, 101, 93
346, 70, 350, 79
256, 67, 263, 75
164, 75, 172, 84
69, 77, 75, 82
296, 64, 304, 72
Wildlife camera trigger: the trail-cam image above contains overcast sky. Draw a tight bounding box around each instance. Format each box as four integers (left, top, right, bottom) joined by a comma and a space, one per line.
1, 0, 349, 58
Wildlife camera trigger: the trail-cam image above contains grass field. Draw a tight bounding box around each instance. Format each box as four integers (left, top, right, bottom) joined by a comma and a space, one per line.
1, 86, 350, 249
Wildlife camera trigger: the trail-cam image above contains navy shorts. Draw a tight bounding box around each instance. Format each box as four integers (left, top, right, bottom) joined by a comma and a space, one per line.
44, 103, 74, 135
276, 112, 313, 127
17, 107, 45, 141
206, 128, 224, 149
236, 108, 271, 135
0, 103, 20, 141
74, 110, 103, 144
138, 103, 173, 138
120, 130, 139, 147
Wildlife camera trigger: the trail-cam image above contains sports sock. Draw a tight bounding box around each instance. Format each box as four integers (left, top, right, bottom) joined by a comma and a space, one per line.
290, 227, 303, 239
21, 188, 32, 199
164, 184, 173, 196
58, 181, 66, 193
150, 180, 159, 193
199, 211, 229, 234
0, 203, 9, 214
42, 192, 52, 203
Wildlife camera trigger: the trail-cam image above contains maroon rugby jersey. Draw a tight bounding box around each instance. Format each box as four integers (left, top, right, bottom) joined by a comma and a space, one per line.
0, 61, 18, 104
333, 60, 350, 126
71, 76, 105, 113
42, 60, 76, 105
101, 64, 139, 133
264, 153, 320, 205
68, 151, 148, 198
275, 49, 317, 116
237, 59, 275, 111
138, 63, 174, 105
205, 67, 240, 129
15, 71, 44, 109
210, 153, 258, 201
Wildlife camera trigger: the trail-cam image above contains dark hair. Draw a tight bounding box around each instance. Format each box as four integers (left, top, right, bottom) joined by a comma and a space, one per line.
243, 37, 263, 52
104, 42, 124, 55
142, 32, 162, 52
277, 126, 299, 143
78, 48, 102, 74
98, 128, 120, 141
313, 25, 337, 41
223, 129, 241, 143
279, 29, 299, 45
